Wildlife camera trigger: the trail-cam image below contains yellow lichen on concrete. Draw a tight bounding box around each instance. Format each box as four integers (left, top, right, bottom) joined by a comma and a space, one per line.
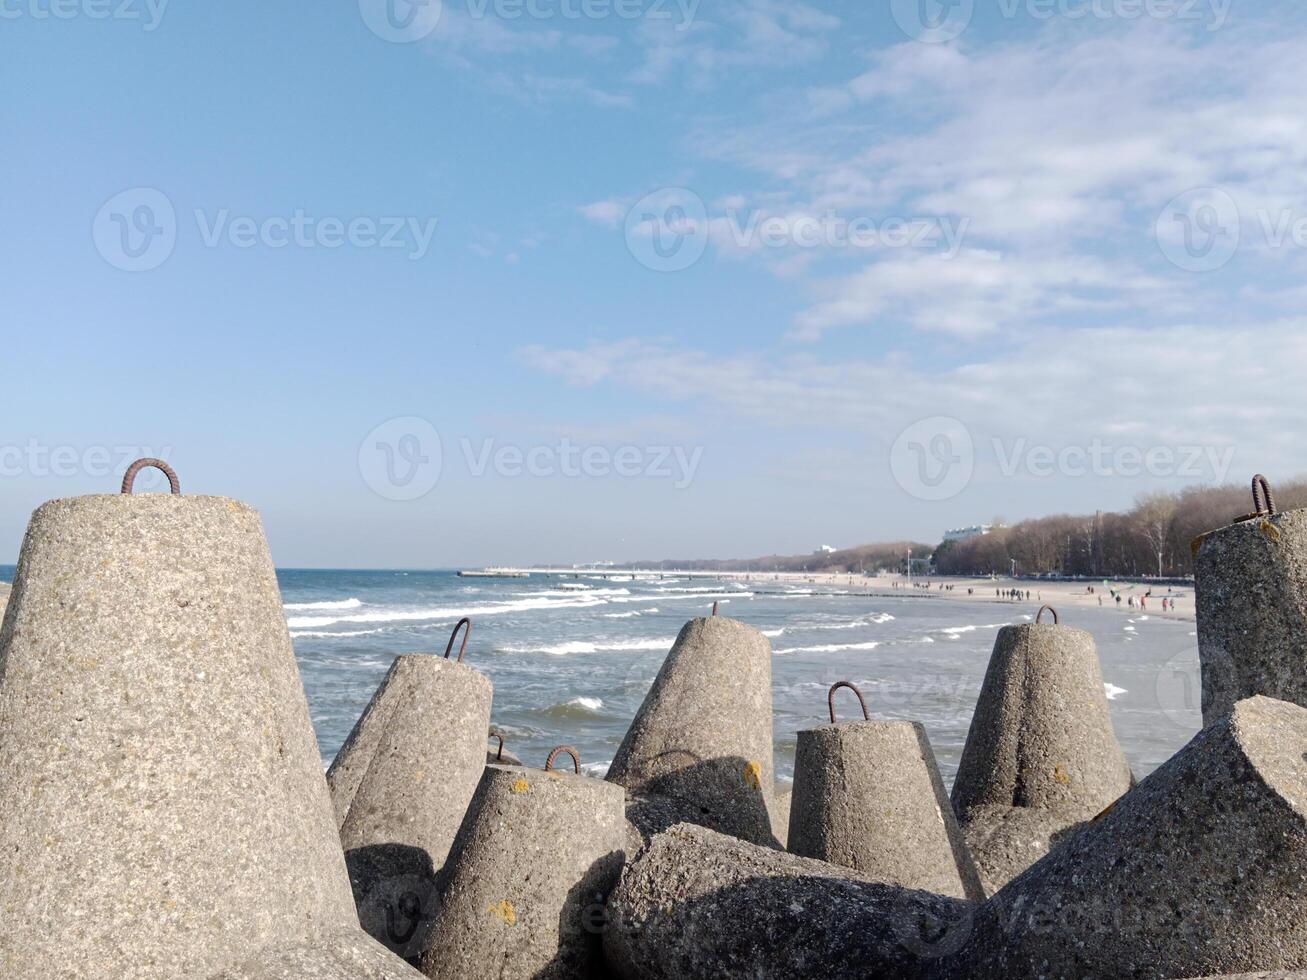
487, 899, 516, 925
1259, 520, 1282, 543
743, 760, 763, 790
1053, 765, 1070, 785
511, 778, 530, 794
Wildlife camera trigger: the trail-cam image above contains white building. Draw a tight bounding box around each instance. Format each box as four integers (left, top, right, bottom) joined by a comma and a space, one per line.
943, 525, 996, 543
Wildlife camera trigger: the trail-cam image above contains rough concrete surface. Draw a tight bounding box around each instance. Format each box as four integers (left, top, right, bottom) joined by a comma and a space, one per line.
950, 619, 1133, 892
944, 696, 1307, 979
604, 822, 976, 980
419, 764, 627, 980
788, 719, 983, 901
211, 929, 425, 979
1196, 509, 1307, 725
606, 616, 777, 846
331, 655, 493, 956
0, 494, 357, 979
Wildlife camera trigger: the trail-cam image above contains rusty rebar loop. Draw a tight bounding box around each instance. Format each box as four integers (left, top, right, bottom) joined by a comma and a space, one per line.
545, 745, 580, 774
1252, 474, 1276, 516
1035, 605, 1059, 625
444, 617, 472, 663
711, 601, 719, 616
121, 458, 180, 495
828, 680, 870, 724
489, 730, 505, 762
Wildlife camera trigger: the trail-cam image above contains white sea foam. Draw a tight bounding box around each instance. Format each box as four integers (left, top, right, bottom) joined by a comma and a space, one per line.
501, 636, 676, 656
289, 627, 387, 639
286, 591, 647, 629
1104, 683, 1127, 700
774, 641, 882, 654
567, 696, 603, 712
284, 597, 363, 611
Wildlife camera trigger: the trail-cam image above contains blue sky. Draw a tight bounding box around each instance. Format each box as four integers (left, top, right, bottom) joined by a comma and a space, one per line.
4, 0, 1307, 567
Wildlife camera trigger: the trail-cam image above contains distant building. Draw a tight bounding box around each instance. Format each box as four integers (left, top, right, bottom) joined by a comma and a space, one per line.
943, 525, 997, 543
813, 545, 837, 555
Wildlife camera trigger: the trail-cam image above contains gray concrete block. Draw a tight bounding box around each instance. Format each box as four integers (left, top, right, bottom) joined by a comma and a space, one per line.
606, 616, 776, 846
487, 729, 522, 766
956, 802, 1090, 897
332, 652, 493, 956
210, 929, 426, 979
947, 695, 1307, 979
788, 683, 983, 900
603, 822, 976, 980
0, 491, 357, 979
419, 754, 627, 980
1195, 500, 1307, 725
950, 612, 1132, 891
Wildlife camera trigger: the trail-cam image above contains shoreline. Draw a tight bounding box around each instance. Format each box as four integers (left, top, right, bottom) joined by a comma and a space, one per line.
668, 570, 1196, 624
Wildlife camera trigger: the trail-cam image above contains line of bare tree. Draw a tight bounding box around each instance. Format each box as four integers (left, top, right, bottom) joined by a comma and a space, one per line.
932, 478, 1307, 579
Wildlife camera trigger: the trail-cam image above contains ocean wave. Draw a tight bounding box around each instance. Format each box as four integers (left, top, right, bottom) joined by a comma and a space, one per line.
774, 641, 882, 655
289, 627, 388, 639
286, 592, 640, 629
603, 608, 657, 619
936, 623, 1008, 638
284, 597, 363, 611
500, 637, 675, 656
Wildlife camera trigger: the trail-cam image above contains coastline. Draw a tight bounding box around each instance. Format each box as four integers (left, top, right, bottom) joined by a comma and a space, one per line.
580, 569, 1197, 625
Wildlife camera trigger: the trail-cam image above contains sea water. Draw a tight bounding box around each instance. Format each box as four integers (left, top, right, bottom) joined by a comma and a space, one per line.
277, 569, 1203, 785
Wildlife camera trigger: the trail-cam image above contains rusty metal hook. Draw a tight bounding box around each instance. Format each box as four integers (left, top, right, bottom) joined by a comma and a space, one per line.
444, 618, 472, 663
1036, 605, 1059, 625
121, 458, 180, 495
828, 680, 870, 723
1252, 474, 1276, 516
711, 601, 719, 616
489, 730, 505, 762
545, 745, 580, 774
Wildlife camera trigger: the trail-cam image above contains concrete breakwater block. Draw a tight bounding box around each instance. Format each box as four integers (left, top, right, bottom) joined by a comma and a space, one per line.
328, 621, 494, 957
211, 929, 425, 979
1195, 477, 1307, 725
606, 615, 777, 846
950, 607, 1132, 892
787, 681, 983, 901
604, 822, 975, 980
487, 729, 522, 766
948, 696, 1307, 979
0, 466, 358, 979
419, 748, 626, 980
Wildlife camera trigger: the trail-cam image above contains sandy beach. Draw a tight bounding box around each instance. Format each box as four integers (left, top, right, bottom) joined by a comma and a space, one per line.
711, 570, 1196, 623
